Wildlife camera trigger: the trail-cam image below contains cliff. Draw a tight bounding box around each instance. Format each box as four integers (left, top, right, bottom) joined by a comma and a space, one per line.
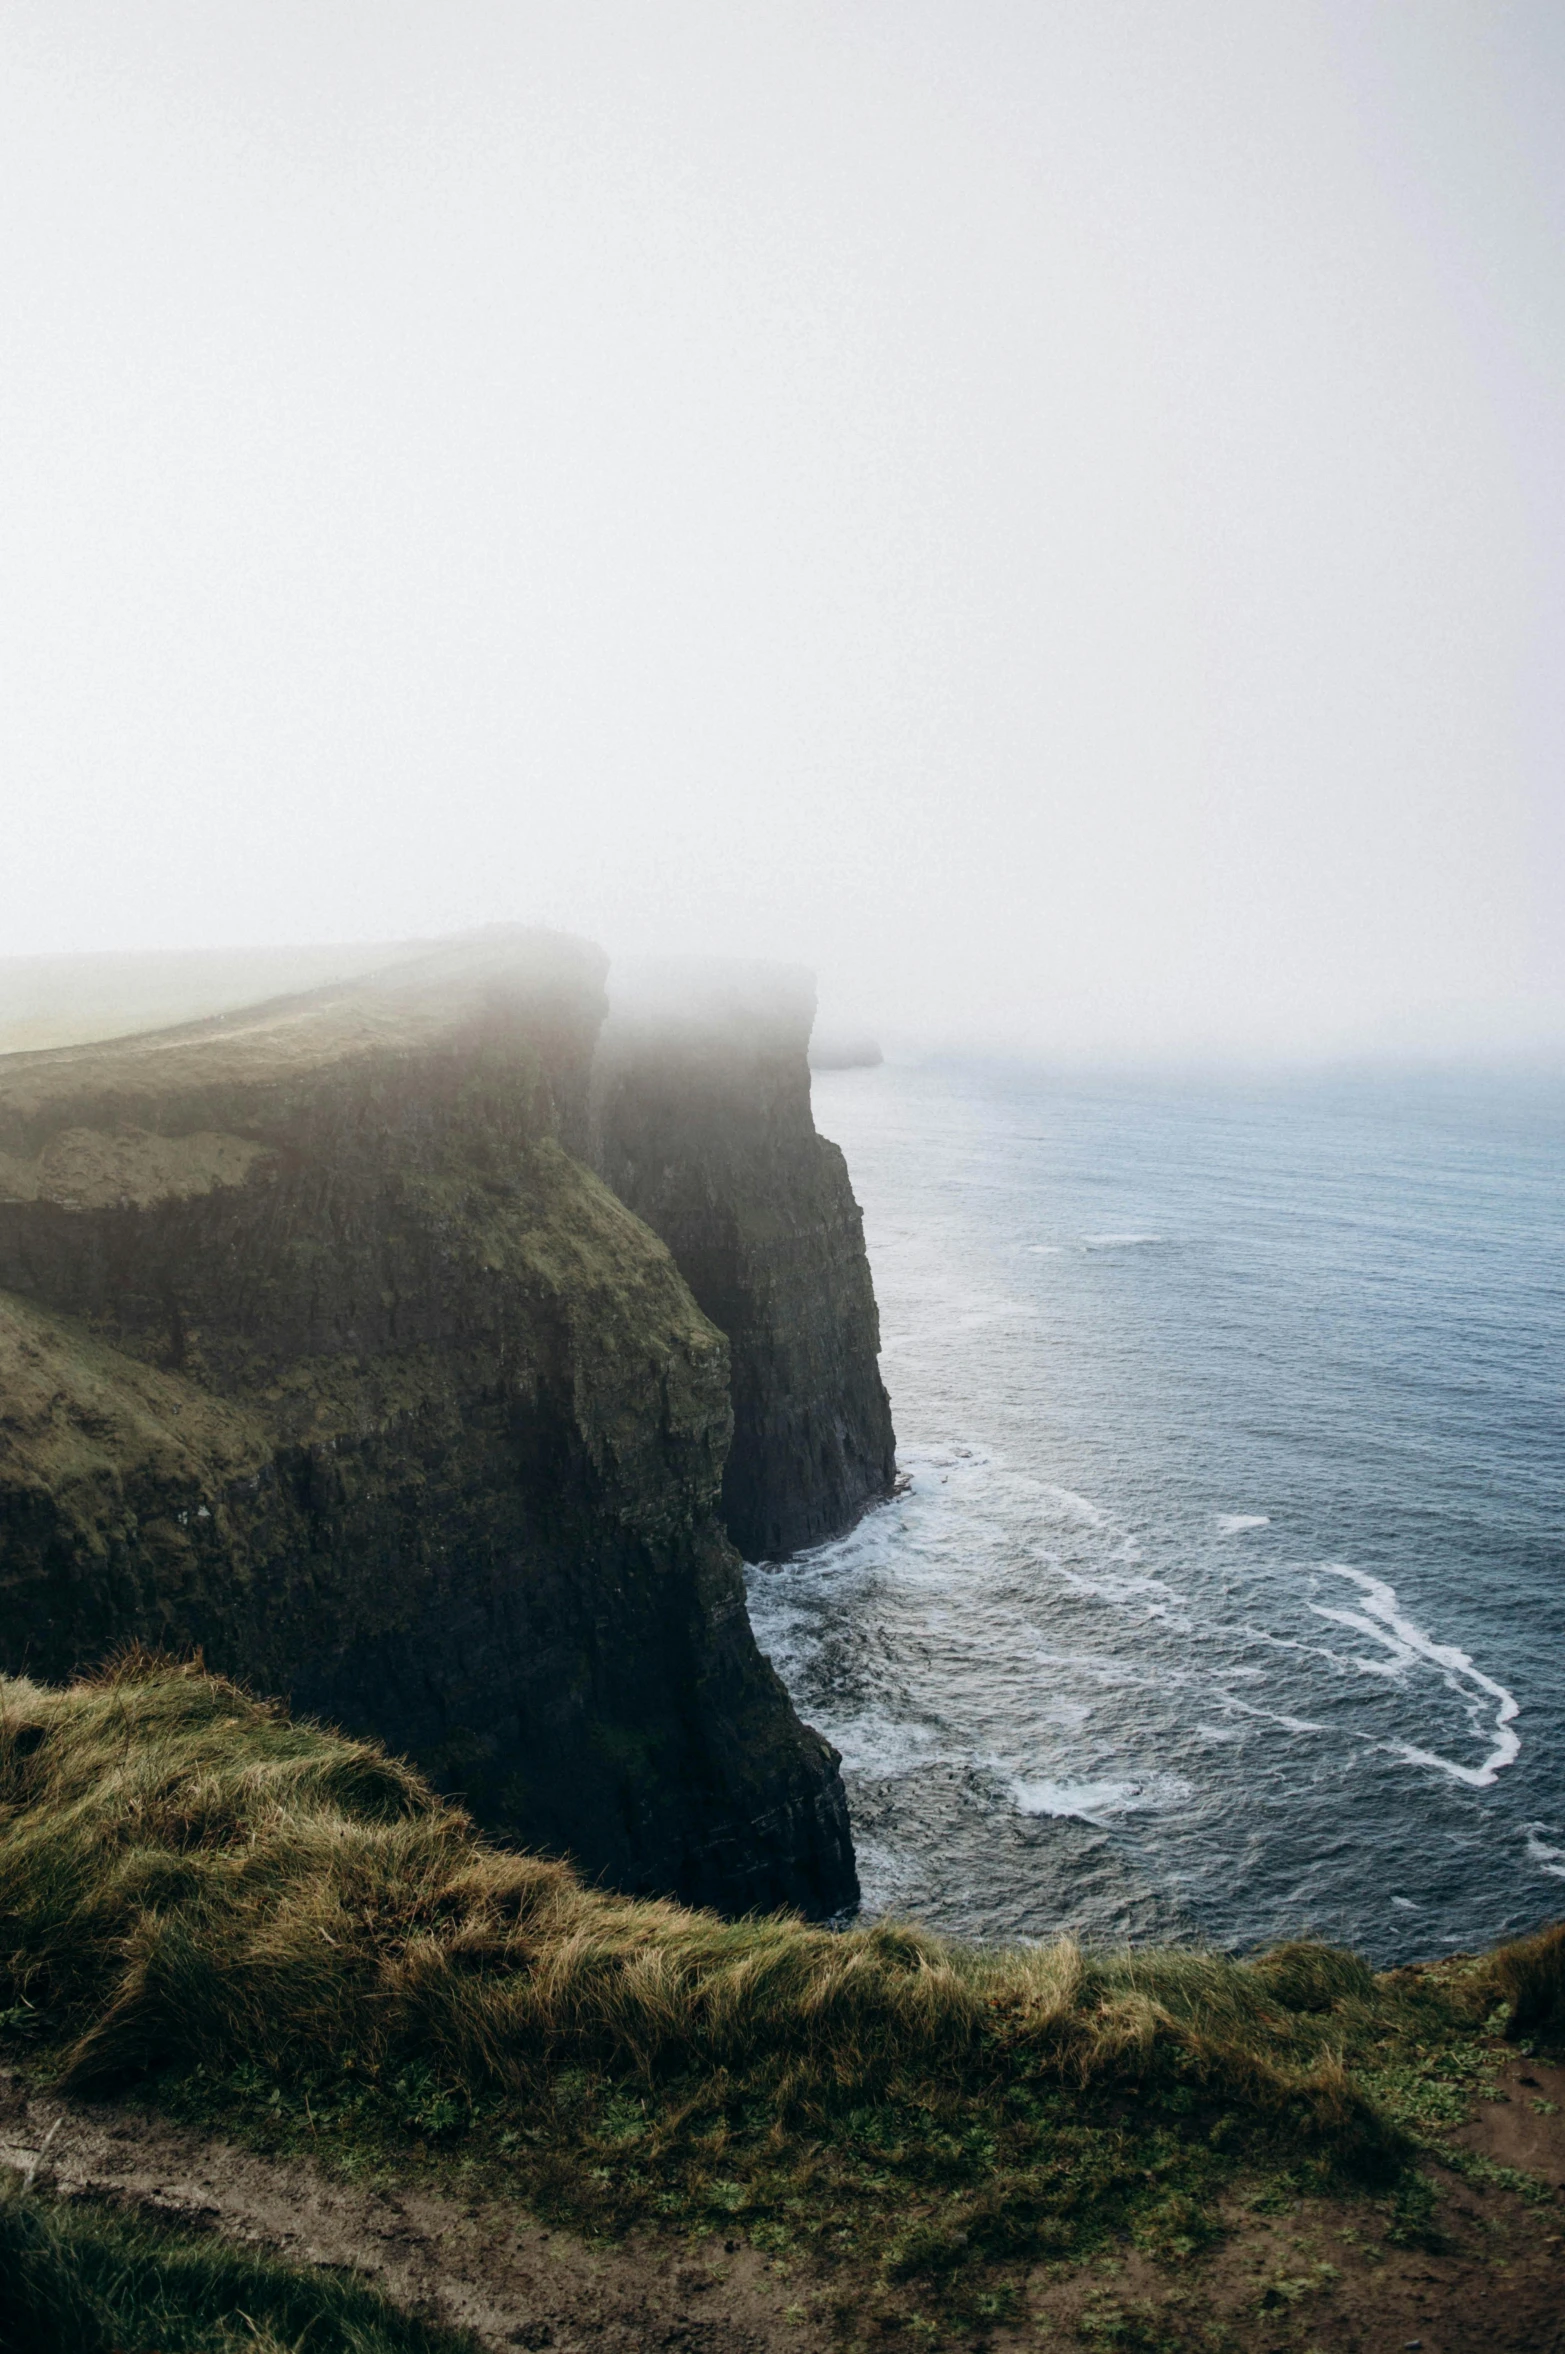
0, 931, 857, 1918
593, 961, 896, 1560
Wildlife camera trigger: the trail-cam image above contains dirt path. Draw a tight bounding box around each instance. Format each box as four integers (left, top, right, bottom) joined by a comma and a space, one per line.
2, 2061, 1562, 2353
0, 2072, 831, 2353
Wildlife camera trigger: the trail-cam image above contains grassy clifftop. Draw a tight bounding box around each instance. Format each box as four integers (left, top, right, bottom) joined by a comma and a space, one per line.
3, 1657, 1560, 2345
0, 932, 856, 1917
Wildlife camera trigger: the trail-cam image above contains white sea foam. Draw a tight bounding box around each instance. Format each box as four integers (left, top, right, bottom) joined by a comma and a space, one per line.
1525, 1824, 1565, 1880
1011, 1771, 1191, 1821
1050, 1564, 1181, 1603
829, 1717, 946, 1778
1025, 1642, 1172, 1691
1037, 1485, 1108, 1526
1309, 1565, 1520, 1787
1218, 1693, 1329, 1736
1048, 1565, 1192, 1632
750, 1060, 1555, 1956
1012, 1777, 1137, 1819
1245, 1625, 1404, 1679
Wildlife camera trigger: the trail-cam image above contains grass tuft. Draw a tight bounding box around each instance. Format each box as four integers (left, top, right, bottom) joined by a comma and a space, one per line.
0, 1657, 1394, 2153
1486, 1919, 1565, 2040
0, 2167, 469, 2353
1, 1656, 1558, 2328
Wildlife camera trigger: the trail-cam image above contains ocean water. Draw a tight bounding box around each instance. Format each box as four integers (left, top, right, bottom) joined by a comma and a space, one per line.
746, 1060, 1565, 1964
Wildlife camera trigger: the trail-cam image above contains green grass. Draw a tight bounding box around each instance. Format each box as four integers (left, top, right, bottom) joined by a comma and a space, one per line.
1486, 1915, 1565, 2038
0, 2166, 470, 2354
0, 1656, 1558, 2343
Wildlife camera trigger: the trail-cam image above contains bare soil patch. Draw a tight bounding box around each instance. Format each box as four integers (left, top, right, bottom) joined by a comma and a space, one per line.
0, 2075, 830, 2353
1016, 2052, 1565, 2350
4, 2072, 1563, 2353
1454, 2051, 1565, 2184
1021, 2173, 1564, 2354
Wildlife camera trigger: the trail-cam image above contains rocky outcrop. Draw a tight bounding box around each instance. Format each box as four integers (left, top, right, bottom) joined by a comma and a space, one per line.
593, 962, 896, 1561
0, 932, 857, 1919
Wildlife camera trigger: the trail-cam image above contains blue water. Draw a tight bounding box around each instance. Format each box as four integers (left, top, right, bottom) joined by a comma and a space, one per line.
746, 1060, 1565, 1963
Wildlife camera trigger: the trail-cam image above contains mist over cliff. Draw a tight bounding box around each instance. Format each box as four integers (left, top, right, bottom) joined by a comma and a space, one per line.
595, 959, 896, 1560
0, 929, 896, 1917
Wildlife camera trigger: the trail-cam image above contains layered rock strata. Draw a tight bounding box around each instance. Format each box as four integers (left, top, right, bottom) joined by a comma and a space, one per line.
0, 932, 857, 1918
593, 962, 897, 1561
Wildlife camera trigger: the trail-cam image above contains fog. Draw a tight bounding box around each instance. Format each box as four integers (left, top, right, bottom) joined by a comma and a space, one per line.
4, 2, 1562, 1062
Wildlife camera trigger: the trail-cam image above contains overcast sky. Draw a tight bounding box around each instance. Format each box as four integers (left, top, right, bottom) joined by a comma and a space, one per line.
3, 2, 1562, 1059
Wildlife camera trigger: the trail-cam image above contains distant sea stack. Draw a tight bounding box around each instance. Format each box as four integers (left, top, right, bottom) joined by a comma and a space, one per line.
809, 1031, 883, 1072
0, 932, 857, 1919
593, 960, 897, 1561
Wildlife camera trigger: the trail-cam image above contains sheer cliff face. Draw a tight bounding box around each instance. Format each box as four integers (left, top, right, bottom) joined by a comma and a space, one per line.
0, 934, 857, 1920
593, 964, 897, 1561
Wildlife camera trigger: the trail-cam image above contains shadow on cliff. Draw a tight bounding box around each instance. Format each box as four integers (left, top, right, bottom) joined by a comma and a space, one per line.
0, 930, 888, 1918
592, 956, 897, 1563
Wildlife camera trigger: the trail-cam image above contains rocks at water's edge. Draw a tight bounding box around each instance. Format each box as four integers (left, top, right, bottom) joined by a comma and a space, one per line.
593, 960, 897, 1561
0, 931, 861, 1918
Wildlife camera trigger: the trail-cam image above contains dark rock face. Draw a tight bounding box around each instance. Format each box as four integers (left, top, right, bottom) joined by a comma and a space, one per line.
593, 962, 897, 1562
0, 933, 857, 1919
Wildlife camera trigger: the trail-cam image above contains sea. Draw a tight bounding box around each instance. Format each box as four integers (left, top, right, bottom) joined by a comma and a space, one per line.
745, 1058, 1565, 1965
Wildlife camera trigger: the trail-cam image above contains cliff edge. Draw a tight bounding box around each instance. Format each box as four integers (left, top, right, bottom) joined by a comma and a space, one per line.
0, 931, 857, 1918
593, 961, 896, 1560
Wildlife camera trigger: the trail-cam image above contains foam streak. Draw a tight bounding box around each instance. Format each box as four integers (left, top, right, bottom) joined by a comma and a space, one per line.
1309, 1566, 1520, 1787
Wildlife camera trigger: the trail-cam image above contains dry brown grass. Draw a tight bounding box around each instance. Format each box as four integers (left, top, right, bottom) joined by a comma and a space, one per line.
1, 1652, 1550, 2192
1488, 1917, 1565, 2039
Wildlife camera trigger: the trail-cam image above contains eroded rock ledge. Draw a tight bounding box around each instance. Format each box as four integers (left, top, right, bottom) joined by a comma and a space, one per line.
0, 931, 857, 1918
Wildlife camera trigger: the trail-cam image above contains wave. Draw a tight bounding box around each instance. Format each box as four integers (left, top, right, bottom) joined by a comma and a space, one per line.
1024, 1642, 1174, 1692
1010, 1771, 1190, 1823
1036, 1484, 1108, 1526
1046, 1565, 1192, 1630
1525, 1824, 1565, 1880
1308, 1565, 1520, 1788
1012, 1777, 1139, 1820
825, 1716, 946, 1779
1082, 1232, 1161, 1249
1215, 1691, 1329, 1737
749, 1422, 1532, 1957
